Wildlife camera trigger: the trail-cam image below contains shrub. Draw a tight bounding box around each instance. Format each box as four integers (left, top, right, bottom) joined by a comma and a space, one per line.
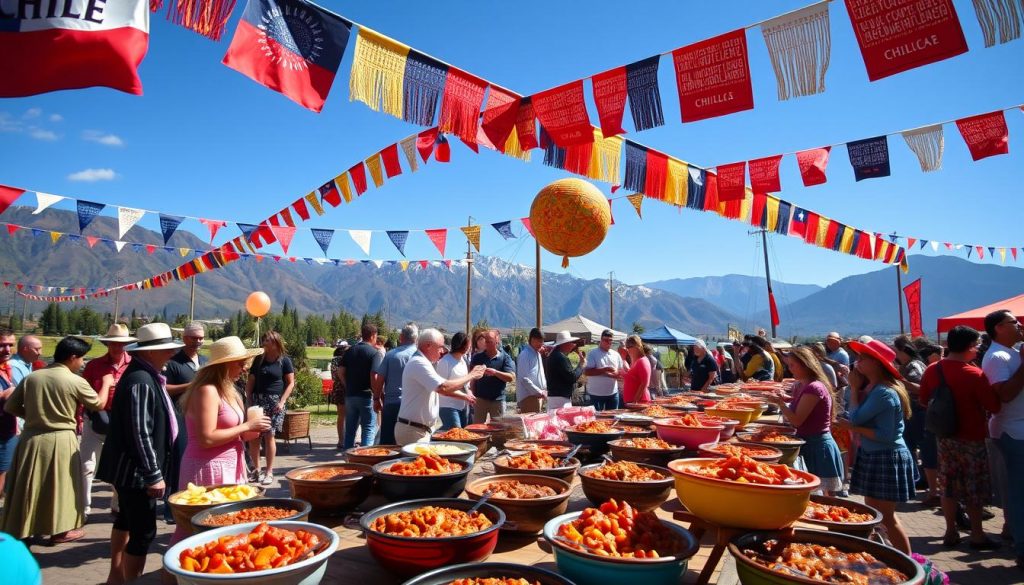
289, 369, 324, 409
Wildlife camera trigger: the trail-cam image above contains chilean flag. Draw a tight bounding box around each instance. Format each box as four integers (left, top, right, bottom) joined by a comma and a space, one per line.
0, 0, 149, 97
222, 0, 352, 112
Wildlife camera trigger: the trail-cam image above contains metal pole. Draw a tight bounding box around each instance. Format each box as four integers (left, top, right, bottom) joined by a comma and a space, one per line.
535, 240, 542, 330
113, 288, 120, 325
465, 216, 473, 335
21, 293, 28, 329
189, 276, 196, 323
608, 272, 614, 330
760, 230, 777, 339
896, 265, 905, 335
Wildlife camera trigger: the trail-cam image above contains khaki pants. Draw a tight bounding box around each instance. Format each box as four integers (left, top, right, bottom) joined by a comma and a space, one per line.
80, 419, 117, 514
547, 396, 572, 412
517, 395, 544, 414
394, 421, 431, 446
472, 397, 505, 424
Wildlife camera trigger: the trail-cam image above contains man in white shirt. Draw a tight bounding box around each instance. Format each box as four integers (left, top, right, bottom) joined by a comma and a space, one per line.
981, 309, 1024, 568
515, 328, 548, 413
395, 329, 484, 445
583, 329, 624, 411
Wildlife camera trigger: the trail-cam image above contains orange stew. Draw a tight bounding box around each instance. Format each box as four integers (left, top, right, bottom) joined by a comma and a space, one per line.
703, 444, 780, 458
449, 579, 540, 585
640, 405, 674, 418
178, 522, 320, 574
803, 502, 874, 523
584, 461, 666, 481
618, 437, 676, 449
385, 453, 460, 476
296, 467, 361, 481
747, 431, 799, 443
511, 442, 570, 454
687, 455, 808, 485
369, 506, 492, 537
201, 507, 296, 527
696, 415, 735, 425
434, 428, 487, 441
479, 480, 558, 499
569, 421, 618, 434
504, 450, 565, 470
744, 540, 908, 584
556, 499, 680, 558
352, 447, 397, 456
660, 414, 710, 427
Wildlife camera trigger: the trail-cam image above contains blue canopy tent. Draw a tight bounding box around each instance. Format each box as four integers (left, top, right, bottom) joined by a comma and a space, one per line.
640, 325, 698, 347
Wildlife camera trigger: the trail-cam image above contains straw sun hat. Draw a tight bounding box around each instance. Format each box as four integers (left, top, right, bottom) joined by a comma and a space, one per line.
202, 336, 263, 368
98, 323, 136, 344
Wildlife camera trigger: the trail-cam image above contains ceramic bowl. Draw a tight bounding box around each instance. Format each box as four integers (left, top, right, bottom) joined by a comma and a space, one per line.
464, 473, 572, 534
372, 457, 471, 502
190, 498, 311, 532
284, 463, 374, 516
577, 463, 674, 512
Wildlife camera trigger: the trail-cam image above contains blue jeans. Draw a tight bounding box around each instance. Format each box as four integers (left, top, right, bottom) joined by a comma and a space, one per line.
439, 407, 468, 431
344, 395, 376, 449
588, 394, 619, 411
378, 403, 401, 445
0, 434, 18, 472
996, 433, 1024, 556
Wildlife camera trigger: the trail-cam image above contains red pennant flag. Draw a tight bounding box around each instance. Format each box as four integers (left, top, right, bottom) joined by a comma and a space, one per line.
976, 246, 985, 259
418, 260, 428, 270
945, 243, 953, 250
145, 244, 156, 255
903, 278, 923, 337
15, 284, 23, 291
824, 220, 841, 248
748, 155, 783, 193
796, 147, 831, 187
516, 99, 539, 151
607, 198, 615, 225
907, 237, 917, 249
380, 144, 402, 178
1012, 248, 1018, 261
768, 291, 781, 327
435, 136, 451, 162
199, 218, 228, 244
532, 80, 594, 147
0, 185, 26, 215
643, 150, 668, 200
425, 228, 447, 257
348, 162, 368, 195
672, 29, 754, 122
481, 86, 521, 151
956, 111, 1009, 161
5, 224, 19, 236
417, 128, 438, 162
846, 0, 968, 81
292, 198, 310, 221
279, 208, 295, 228
716, 162, 747, 201
439, 68, 487, 144
592, 66, 628, 137
521, 217, 534, 237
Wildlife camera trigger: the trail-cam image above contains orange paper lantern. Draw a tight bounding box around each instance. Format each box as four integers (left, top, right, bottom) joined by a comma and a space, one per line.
529, 178, 611, 267
245, 291, 271, 318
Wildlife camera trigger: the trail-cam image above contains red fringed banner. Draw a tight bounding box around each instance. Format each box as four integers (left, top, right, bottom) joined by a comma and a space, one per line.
672, 29, 754, 122
166, 0, 238, 41
796, 146, 831, 187
439, 68, 487, 145
716, 162, 747, 201
956, 110, 1009, 161
592, 66, 628, 138
481, 86, 521, 151
516, 98, 539, 151
643, 150, 668, 200
532, 80, 594, 147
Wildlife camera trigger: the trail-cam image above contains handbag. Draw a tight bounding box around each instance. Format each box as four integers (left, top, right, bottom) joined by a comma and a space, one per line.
88, 409, 111, 435
924, 361, 958, 438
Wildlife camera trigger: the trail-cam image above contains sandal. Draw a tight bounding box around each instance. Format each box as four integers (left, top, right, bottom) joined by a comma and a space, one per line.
49, 528, 86, 545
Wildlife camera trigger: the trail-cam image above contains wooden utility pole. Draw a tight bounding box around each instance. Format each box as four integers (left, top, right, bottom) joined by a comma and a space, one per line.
189, 276, 197, 323
760, 229, 777, 339
465, 216, 473, 335
896, 266, 905, 335
113, 277, 121, 324
535, 240, 542, 329
21, 293, 28, 329
608, 272, 615, 330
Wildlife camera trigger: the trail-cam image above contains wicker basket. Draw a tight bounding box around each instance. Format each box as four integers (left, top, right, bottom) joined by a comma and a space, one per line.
279, 410, 310, 441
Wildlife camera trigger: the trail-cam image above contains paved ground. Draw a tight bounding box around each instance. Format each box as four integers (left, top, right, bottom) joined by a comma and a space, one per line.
20, 425, 1021, 584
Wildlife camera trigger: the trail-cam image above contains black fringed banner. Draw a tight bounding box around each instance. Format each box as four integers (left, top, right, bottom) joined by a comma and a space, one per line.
402, 50, 448, 126
626, 55, 665, 131
623, 140, 648, 193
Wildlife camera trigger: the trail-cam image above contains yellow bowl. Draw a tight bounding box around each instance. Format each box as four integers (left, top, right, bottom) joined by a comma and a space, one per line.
703, 406, 756, 428
667, 458, 819, 530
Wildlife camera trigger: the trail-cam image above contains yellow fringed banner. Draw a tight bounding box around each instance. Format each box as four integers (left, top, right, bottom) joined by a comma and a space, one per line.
335, 172, 354, 203
815, 216, 831, 247
503, 129, 532, 162
586, 129, 622, 185
350, 27, 410, 120
764, 196, 780, 231
366, 153, 385, 188
664, 157, 688, 207
839, 226, 856, 253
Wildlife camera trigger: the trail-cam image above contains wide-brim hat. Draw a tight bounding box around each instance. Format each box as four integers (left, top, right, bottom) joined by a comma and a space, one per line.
547, 330, 580, 346
202, 336, 263, 368
125, 323, 185, 352
848, 340, 902, 379
98, 323, 137, 344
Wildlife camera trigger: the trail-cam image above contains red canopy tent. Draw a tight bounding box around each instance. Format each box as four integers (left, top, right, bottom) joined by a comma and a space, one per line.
936, 293, 1024, 334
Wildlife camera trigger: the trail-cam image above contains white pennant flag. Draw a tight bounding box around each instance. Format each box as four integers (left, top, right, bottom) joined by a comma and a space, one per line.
118, 207, 145, 238
930, 241, 939, 251
114, 240, 127, 252
349, 230, 372, 256
371, 259, 383, 269
33, 192, 65, 214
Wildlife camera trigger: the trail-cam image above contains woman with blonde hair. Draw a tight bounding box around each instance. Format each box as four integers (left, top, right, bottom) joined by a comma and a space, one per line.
768, 346, 845, 495
246, 331, 295, 486
834, 339, 916, 555
621, 335, 652, 404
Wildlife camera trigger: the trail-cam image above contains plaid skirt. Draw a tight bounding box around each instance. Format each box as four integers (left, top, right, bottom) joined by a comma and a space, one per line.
938, 438, 990, 508
850, 446, 917, 502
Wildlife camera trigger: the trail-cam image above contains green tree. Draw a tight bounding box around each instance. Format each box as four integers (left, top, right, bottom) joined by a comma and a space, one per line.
631, 321, 645, 334
129, 309, 140, 331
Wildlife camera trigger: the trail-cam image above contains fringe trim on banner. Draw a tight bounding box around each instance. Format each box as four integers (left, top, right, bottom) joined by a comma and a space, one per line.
587, 130, 623, 185
439, 69, 487, 144
901, 125, 945, 172
760, 1, 831, 101
402, 51, 448, 126
503, 130, 532, 162
664, 157, 688, 207
623, 141, 648, 193
626, 56, 665, 131
564, 142, 594, 176
166, 0, 237, 41
350, 28, 410, 120
973, 0, 1023, 46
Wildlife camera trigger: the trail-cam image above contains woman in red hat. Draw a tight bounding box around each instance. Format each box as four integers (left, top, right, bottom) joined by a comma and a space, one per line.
834, 339, 916, 555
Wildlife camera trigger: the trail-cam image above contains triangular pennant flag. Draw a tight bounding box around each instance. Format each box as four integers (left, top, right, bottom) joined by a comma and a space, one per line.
304, 192, 325, 216
901, 125, 944, 172
0, 185, 25, 215
626, 193, 644, 218
159, 213, 184, 245
931, 241, 940, 251
269, 225, 296, 254
117, 207, 145, 239
33, 192, 64, 214
371, 259, 383, 269
491, 221, 516, 240
521, 217, 534, 237
796, 146, 831, 186
461, 224, 481, 252
238, 223, 258, 241
83, 235, 99, 248
380, 143, 403, 178
999, 248, 1007, 263
387, 230, 409, 256
988, 246, 996, 257
907, 237, 917, 249
350, 230, 372, 255
5, 224, 20, 236
292, 198, 310, 221
179, 247, 190, 257
424, 228, 447, 256
131, 243, 143, 253
198, 218, 227, 244
76, 200, 105, 232
114, 240, 126, 252
400, 136, 420, 172
417, 128, 438, 162
399, 260, 410, 272
145, 244, 157, 255
366, 153, 385, 188
977, 246, 985, 259
31, 228, 45, 238
1012, 248, 1018, 261
310, 228, 334, 255
419, 260, 428, 270
50, 231, 62, 244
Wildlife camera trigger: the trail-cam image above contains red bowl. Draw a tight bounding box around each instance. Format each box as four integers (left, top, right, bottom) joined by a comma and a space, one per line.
652, 418, 723, 450
360, 498, 505, 577
696, 415, 739, 440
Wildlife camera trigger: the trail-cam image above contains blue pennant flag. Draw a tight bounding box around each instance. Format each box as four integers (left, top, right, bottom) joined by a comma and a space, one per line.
131, 243, 143, 253
491, 221, 516, 240
237, 223, 258, 240
387, 230, 409, 256
989, 247, 996, 257
360, 260, 370, 265
967, 247, 973, 258
920, 239, 928, 249
159, 213, 184, 245
332, 259, 340, 266
77, 200, 106, 232
31, 228, 45, 237
303, 258, 314, 265
310, 228, 335, 255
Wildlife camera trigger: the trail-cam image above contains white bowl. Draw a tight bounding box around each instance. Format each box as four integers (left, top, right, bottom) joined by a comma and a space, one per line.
401, 441, 477, 465
163, 521, 338, 585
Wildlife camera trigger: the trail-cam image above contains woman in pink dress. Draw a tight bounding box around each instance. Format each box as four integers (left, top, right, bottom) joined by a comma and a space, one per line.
622, 335, 652, 404
170, 337, 269, 546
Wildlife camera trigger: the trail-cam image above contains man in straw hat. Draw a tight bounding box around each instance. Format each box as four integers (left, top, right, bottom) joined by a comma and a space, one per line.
545, 331, 585, 412
79, 323, 136, 519
97, 323, 183, 585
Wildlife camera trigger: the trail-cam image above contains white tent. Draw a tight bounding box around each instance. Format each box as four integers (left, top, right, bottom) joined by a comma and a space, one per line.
542, 314, 627, 344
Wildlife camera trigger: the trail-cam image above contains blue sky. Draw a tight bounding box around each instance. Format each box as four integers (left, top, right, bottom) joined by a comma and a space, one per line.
1, 0, 1021, 297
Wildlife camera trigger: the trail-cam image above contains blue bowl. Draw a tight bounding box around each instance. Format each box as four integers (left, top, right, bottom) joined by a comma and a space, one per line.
542, 511, 699, 585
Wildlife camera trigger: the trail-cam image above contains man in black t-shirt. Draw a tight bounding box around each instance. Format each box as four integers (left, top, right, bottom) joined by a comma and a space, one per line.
338, 324, 383, 449
469, 330, 515, 424
688, 340, 719, 392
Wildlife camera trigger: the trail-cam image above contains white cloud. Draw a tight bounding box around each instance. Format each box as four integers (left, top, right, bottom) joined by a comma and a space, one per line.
49, 113, 63, 122
68, 168, 117, 182
83, 130, 124, 147
29, 128, 58, 141
24, 107, 41, 118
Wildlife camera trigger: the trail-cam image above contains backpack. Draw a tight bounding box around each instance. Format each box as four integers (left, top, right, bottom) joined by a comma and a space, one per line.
924, 361, 958, 438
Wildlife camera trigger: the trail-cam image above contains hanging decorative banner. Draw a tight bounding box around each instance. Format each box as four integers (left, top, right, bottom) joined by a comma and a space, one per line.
846, 135, 890, 181
424, 228, 447, 256
790, 206, 810, 238
292, 198, 310, 221
480, 86, 521, 152
348, 162, 368, 195
623, 141, 648, 193
33, 192, 64, 215
198, 218, 228, 244
76, 200, 106, 233
491, 221, 516, 240
716, 162, 747, 201
955, 110, 1010, 160
310, 228, 334, 255
50, 231, 62, 244
760, 1, 831, 100
461, 224, 481, 252
672, 28, 754, 122
434, 134, 450, 162
664, 157, 688, 207
237, 223, 258, 242
350, 229, 372, 255
416, 127, 438, 162
626, 55, 665, 131
366, 153, 385, 188
114, 240, 127, 253
386, 230, 409, 256
588, 130, 623, 185
117, 206, 145, 239
796, 146, 831, 186
399, 135, 420, 171
402, 49, 447, 126
845, 0, 968, 81
591, 66, 628, 138
439, 68, 487, 144
775, 200, 792, 235
626, 193, 644, 218
349, 27, 409, 119
686, 167, 706, 210
643, 150, 668, 201
380, 144, 402, 178
748, 154, 783, 193
222, 0, 353, 112
532, 80, 594, 147
159, 213, 184, 244
515, 98, 539, 152
972, 0, 1023, 46
520, 217, 534, 237
901, 125, 945, 172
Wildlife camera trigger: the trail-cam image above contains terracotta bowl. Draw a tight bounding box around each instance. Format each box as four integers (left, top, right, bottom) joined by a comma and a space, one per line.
284, 463, 374, 516
404, 563, 576, 585
431, 430, 491, 458
607, 438, 687, 467
465, 423, 509, 450
464, 474, 572, 534
799, 494, 883, 539
735, 433, 805, 466
577, 463, 675, 512
344, 445, 403, 466
492, 455, 581, 482
504, 439, 573, 457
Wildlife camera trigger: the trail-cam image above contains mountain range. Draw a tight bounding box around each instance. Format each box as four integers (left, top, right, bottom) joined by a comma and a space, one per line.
644, 275, 822, 319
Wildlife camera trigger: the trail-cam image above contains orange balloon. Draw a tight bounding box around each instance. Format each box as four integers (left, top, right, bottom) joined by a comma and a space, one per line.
245, 291, 271, 317
530, 178, 611, 268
